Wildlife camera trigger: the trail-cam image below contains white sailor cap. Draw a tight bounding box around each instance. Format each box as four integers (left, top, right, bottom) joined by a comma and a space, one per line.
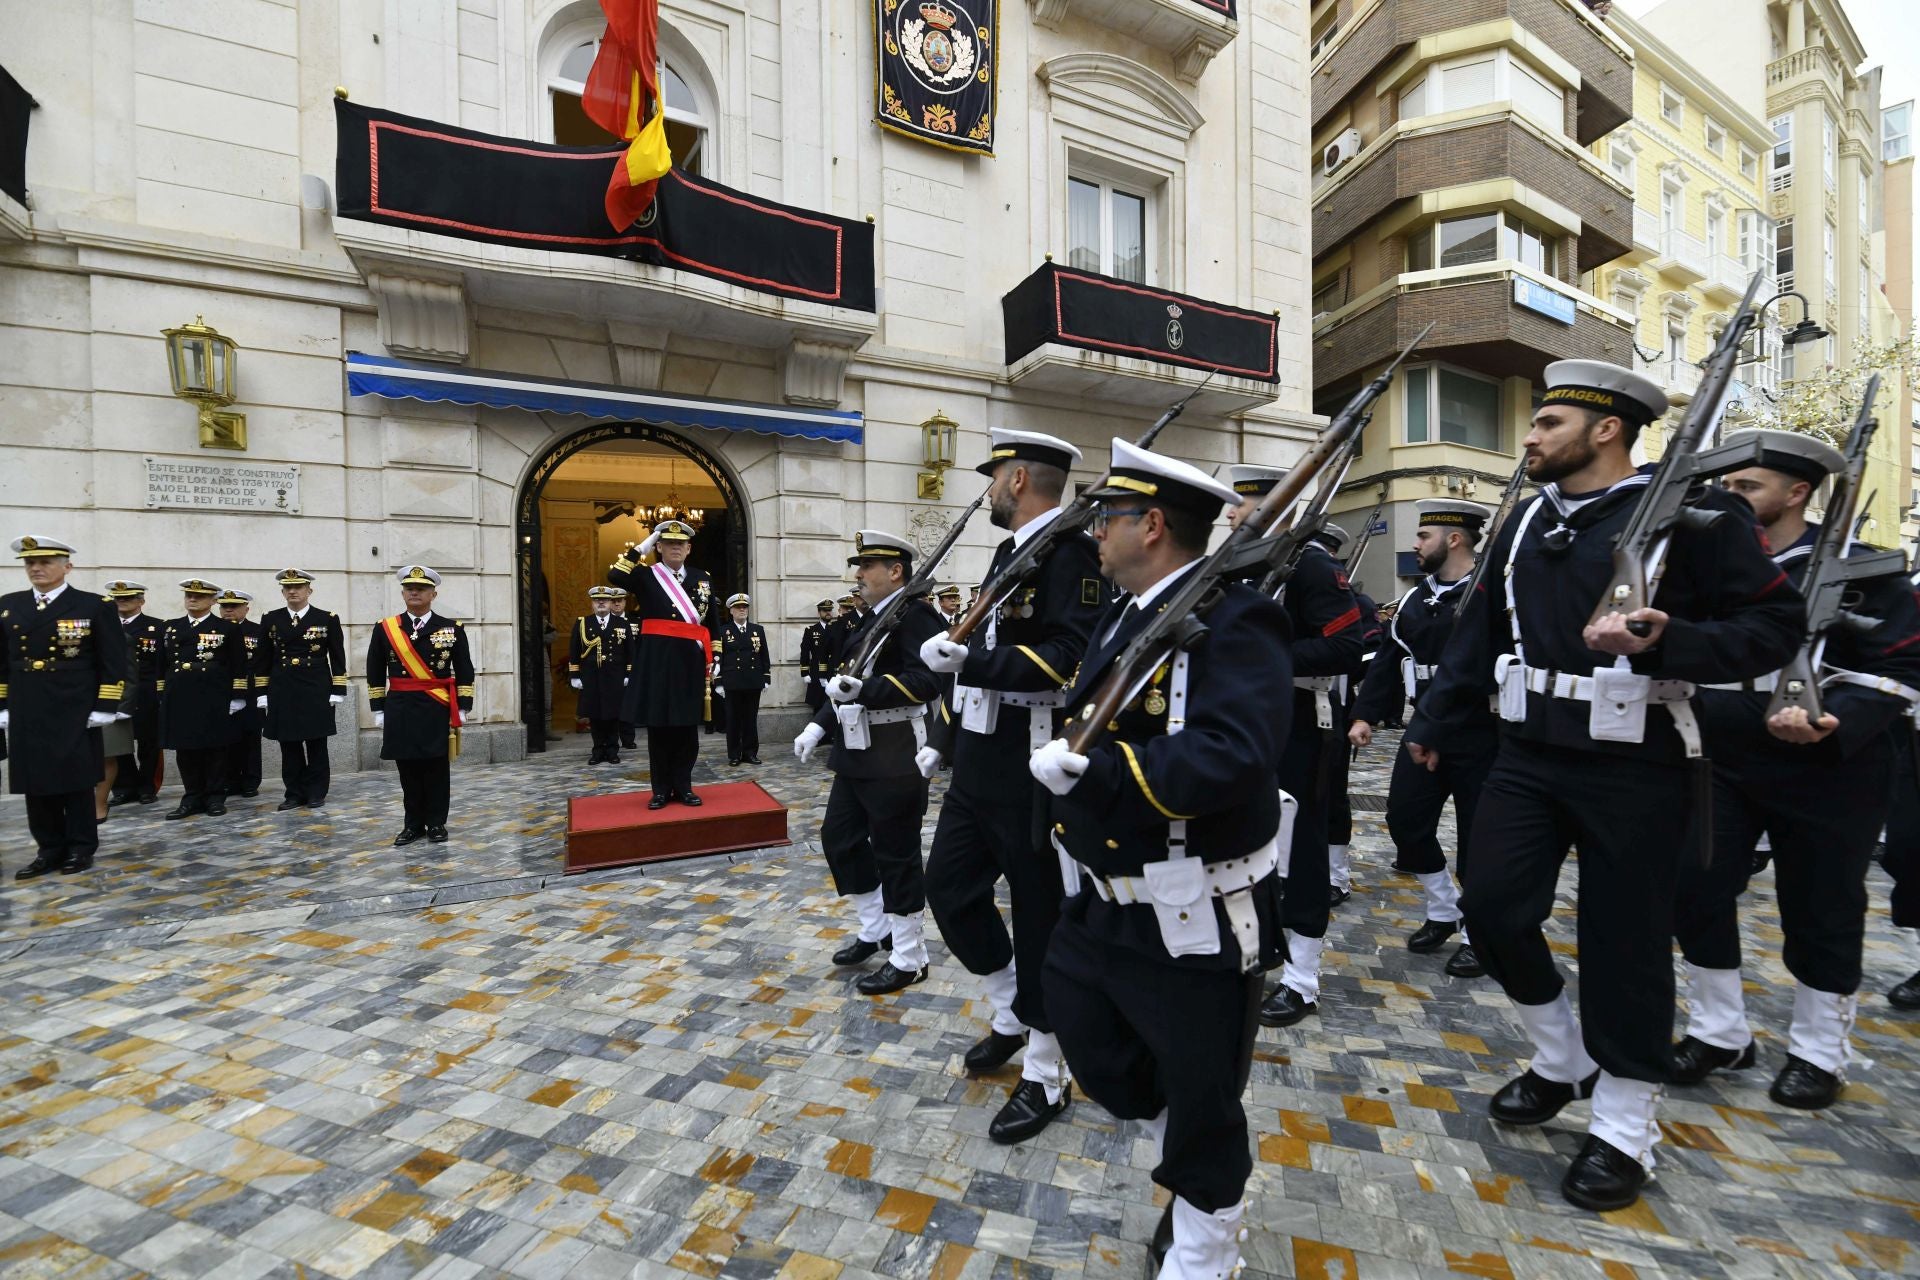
396, 565, 442, 587
102, 580, 148, 598
1542, 360, 1670, 428
178, 578, 221, 596
586, 585, 624, 600
216, 589, 254, 605
1416, 499, 1493, 531
1311, 522, 1351, 554
848, 529, 916, 568
725, 592, 751, 608
1719, 428, 1846, 485
12, 535, 75, 559
1227, 464, 1286, 497
1088, 440, 1239, 516
976, 428, 1084, 476
653, 519, 696, 542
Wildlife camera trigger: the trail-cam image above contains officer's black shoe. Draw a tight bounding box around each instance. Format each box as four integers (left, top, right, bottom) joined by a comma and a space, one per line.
238, 789, 259, 799
1258, 985, 1317, 1028
678, 791, 702, 806
426, 827, 449, 843
746, 755, 763, 765
205, 801, 228, 816
1889, 970, 1920, 1011
1769, 1054, 1842, 1109
855, 962, 928, 996
1560, 1135, 1648, 1212
60, 853, 93, 876
1489, 1067, 1599, 1126
277, 798, 305, 812
621, 739, 637, 750
107, 792, 137, 808
306, 798, 326, 809
1408, 919, 1460, 953
164, 804, 198, 820
392, 827, 423, 847
988, 1080, 1070, 1145
1148, 1200, 1174, 1273
137, 792, 158, 804
15, 854, 64, 881
1444, 944, 1485, 978
648, 795, 670, 810
1668, 1035, 1756, 1084
831, 937, 886, 967
727, 757, 740, 767
963, 1030, 1027, 1074
1329, 885, 1352, 907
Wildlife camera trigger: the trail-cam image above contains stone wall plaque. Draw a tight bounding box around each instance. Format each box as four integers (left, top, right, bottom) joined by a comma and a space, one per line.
144, 456, 302, 514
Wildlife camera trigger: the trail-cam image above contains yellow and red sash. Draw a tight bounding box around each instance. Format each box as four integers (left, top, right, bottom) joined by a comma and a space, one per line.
383, 615, 464, 735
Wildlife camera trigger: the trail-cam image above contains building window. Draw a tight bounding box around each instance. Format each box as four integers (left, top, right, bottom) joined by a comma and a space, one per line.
1823, 111, 1836, 191
1771, 113, 1793, 191
1780, 333, 1796, 383
1311, 272, 1346, 320
1704, 205, 1726, 258
1309, 9, 1339, 60
1704, 117, 1726, 155
1502, 215, 1555, 273
1739, 142, 1759, 182
1406, 211, 1555, 274
1738, 210, 1776, 280
1859, 164, 1871, 238
1398, 50, 1565, 135
1824, 218, 1836, 292
1660, 83, 1684, 127
1608, 138, 1637, 187
1776, 217, 1794, 290
1404, 364, 1503, 451
1888, 101, 1914, 162
1068, 174, 1149, 283
1660, 180, 1682, 233
547, 35, 714, 175
1860, 263, 1871, 335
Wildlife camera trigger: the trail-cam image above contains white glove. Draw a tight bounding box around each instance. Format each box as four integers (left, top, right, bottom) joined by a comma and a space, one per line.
570, 678, 583, 690
713, 683, 727, 698
114, 711, 131, 721
227, 699, 245, 715
256, 695, 269, 710
0, 710, 9, 729
374, 711, 385, 728
919, 631, 969, 674
329, 694, 343, 705
87, 710, 116, 728
1029, 738, 1090, 797
914, 746, 944, 779
637, 528, 663, 555
826, 674, 863, 703
623, 677, 629, 686
794, 723, 827, 762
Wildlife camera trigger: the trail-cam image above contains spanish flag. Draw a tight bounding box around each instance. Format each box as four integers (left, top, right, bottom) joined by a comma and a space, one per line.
582, 0, 673, 231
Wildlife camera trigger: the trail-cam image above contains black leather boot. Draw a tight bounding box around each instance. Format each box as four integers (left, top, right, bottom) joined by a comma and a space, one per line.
1668, 1036, 1755, 1085
1489, 1068, 1599, 1125
1560, 1135, 1647, 1211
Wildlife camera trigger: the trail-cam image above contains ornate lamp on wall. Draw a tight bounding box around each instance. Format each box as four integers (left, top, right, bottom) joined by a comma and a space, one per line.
161, 316, 246, 450
918, 409, 958, 499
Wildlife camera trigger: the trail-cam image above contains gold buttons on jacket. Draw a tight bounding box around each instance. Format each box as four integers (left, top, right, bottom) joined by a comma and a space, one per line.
1105, 839, 1118, 849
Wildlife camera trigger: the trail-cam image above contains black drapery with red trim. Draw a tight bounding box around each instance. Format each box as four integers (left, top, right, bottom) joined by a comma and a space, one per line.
0, 63, 32, 205
333, 100, 875, 312
1002, 263, 1278, 382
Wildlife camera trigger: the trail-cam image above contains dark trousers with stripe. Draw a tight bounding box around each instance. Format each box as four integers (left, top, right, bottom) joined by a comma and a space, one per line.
646, 726, 698, 796
723, 690, 761, 761
396, 757, 451, 830
25, 792, 98, 864
278, 739, 331, 804
111, 696, 163, 798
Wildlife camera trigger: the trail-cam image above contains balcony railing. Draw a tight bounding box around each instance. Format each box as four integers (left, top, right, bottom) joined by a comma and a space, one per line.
1633, 207, 1661, 253
1661, 358, 1702, 399
1652, 226, 1708, 283
1768, 46, 1839, 89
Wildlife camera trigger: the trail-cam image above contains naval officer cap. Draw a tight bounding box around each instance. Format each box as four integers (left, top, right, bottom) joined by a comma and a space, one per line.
275, 567, 317, 585
653, 519, 696, 542
848, 529, 916, 568
1417, 499, 1492, 532
396, 565, 442, 587
178, 577, 221, 596
1227, 464, 1286, 498
1721, 428, 1846, 486
1541, 359, 1670, 429
975, 428, 1084, 476
1088, 439, 1240, 517
816, 597, 835, 610
838, 592, 860, 606
1311, 522, 1351, 554
216, 588, 254, 605
586, 585, 623, 600
725, 592, 751, 608
11, 535, 75, 560
102, 580, 148, 598
936, 584, 962, 599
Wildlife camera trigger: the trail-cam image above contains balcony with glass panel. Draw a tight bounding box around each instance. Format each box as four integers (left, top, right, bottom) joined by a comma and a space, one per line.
1650, 227, 1709, 284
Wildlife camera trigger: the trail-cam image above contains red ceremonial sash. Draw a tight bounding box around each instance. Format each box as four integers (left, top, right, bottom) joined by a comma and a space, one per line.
640, 616, 712, 667
382, 615, 463, 728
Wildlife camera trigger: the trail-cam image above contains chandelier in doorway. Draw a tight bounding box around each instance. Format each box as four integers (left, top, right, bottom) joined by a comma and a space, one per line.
637, 459, 707, 530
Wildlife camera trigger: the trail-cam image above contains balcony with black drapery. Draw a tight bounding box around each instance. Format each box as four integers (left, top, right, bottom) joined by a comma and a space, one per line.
0, 62, 33, 240
1000, 261, 1283, 416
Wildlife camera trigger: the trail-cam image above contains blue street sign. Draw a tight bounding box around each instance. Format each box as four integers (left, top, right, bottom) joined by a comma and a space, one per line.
1513, 276, 1576, 325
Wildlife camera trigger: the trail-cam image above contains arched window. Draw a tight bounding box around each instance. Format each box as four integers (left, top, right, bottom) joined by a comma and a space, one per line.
545, 33, 715, 176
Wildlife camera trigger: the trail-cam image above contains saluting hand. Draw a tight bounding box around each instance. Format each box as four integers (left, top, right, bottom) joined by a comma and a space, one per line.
1583, 608, 1667, 655
1766, 705, 1840, 744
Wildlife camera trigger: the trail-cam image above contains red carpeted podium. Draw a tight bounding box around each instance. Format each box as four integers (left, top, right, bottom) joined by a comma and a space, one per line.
564, 781, 790, 873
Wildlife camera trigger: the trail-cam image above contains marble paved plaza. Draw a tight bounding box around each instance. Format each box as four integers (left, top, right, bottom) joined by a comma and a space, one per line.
0, 731, 1916, 1279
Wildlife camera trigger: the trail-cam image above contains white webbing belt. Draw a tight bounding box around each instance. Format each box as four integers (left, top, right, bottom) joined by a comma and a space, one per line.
956, 685, 1063, 753
1089, 841, 1280, 906
1293, 675, 1345, 729
1825, 670, 1920, 704
1702, 674, 1780, 693
835, 703, 927, 752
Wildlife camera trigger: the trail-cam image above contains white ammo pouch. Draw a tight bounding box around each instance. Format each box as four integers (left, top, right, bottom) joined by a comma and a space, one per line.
835, 703, 927, 752
1497, 498, 1702, 757
954, 684, 1064, 753
1063, 650, 1295, 972
1293, 675, 1345, 729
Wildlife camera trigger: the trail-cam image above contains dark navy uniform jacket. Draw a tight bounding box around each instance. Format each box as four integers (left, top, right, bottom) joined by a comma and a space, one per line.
1410, 467, 1806, 762
258, 606, 348, 742
569, 613, 634, 720
1281, 545, 1369, 682
1050, 564, 1294, 970
0, 585, 127, 794
160, 614, 246, 751
714, 621, 771, 691
1351, 573, 1496, 737
810, 595, 946, 780
122, 612, 165, 690
367, 611, 475, 760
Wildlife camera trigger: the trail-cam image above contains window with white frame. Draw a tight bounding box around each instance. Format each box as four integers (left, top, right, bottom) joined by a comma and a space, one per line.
1739, 142, 1759, 182
1607, 138, 1637, 187
1780, 331, 1796, 382
1704, 116, 1726, 155
1859, 164, 1871, 237
1403, 364, 1503, 451
1738, 210, 1776, 280
1398, 50, 1566, 134
1309, 8, 1340, 59
1660, 179, 1683, 233
1823, 111, 1836, 190
1824, 218, 1836, 292
1068, 173, 1150, 283
1311, 272, 1346, 320
546, 34, 715, 175
1888, 101, 1914, 162
1405, 211, 1555, 275
1660, 83, 1684, 126
1666, 319, 1688, 372
1705, 204, 1726, 258
1771, 113, 1793, 190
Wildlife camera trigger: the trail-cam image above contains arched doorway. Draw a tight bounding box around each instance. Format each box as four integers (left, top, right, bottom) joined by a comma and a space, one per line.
516, 423, 749, 754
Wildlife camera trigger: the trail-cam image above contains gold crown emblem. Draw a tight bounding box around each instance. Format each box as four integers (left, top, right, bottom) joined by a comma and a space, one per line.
19, 537, 36, 550
408, 566, 425, 577
919, 0, 958, 30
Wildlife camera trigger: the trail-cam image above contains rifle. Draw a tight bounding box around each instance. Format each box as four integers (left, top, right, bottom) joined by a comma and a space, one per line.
1766, 376, 1905, 721
839, 491, 987, 678
1588, 272, 1773, 636
946, 369, 1219, 645
1453, 459, 1530, 612
1342, 493, 1388, 594
1067, 327, 1431, 752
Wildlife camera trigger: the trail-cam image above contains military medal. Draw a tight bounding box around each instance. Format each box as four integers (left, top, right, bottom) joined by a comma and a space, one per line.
1144, 690, 1167, 716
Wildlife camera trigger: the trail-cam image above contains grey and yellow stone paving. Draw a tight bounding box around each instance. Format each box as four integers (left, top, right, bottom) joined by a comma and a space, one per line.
0, 730, 1915, 1279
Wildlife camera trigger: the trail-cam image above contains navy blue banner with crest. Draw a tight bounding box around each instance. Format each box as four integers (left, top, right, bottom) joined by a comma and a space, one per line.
875, 0, 997, 156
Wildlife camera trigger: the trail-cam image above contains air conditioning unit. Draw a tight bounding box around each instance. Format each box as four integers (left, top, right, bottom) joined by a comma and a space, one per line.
1322, 129, 1362, 176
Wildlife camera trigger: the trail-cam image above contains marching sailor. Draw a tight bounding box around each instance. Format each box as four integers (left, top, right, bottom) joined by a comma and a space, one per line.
1307, 523, 1380, 906
1, 537, 128, 878
798, 597, 834, 712
1348, 500, 1496, 976
1028, 442, 1292, 1280
569, 585, 633, 765
216, 588, 265, 800
106, 580, 166, 806
160, 578, 248, 820
918, 428, 1103, 1143
1224, 467, 1369, 1030
609, 520, 713, 808
713, 592, 770, 765
257, 568, 349, 809
367, 566, 474, 845
794, 530, 946, 995
1406, 360, 1803, 1210
1670, 430, 1920, 1107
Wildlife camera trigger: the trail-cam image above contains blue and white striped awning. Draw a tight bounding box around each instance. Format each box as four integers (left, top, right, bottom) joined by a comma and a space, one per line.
345, 352, 863, 443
